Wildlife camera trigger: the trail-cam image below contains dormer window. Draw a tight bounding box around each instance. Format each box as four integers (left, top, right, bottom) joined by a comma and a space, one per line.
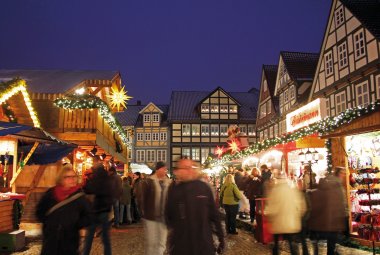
220, 105, 228, 113
229, 105, 237, 113
143, 113, 150, 123
211, 105, 219, 113
335, 6, 345, 27
201, 104, 209, 113
152, 113, 160, 122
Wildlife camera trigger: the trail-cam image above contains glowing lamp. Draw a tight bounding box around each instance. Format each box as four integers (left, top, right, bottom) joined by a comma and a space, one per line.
228, 139, 240, 154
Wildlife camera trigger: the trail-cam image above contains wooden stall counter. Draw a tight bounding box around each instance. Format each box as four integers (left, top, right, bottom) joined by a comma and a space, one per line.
0, 200, 14, 232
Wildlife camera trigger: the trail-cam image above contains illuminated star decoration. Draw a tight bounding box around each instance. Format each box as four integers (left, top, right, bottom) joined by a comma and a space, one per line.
107, 86, 132, 111
228, 139, 240, 154
215, 146, 225, 158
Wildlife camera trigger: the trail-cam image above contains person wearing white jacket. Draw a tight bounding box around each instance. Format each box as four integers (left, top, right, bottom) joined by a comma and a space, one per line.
266, 170, 307, 255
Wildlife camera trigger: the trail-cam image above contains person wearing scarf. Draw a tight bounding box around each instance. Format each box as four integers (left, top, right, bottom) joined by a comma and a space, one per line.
36, 164, 91, 255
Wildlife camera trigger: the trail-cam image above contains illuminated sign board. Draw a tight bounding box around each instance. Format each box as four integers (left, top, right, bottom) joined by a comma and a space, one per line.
286, 98, 326, 133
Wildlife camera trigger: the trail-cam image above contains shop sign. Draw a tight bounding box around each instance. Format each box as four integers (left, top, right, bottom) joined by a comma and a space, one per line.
286, 98, 326, 133
296, 136, 325, 148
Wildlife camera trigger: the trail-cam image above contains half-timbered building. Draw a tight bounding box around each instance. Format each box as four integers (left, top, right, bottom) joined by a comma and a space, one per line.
116, 102, 169, 170
168, 87, 259, 170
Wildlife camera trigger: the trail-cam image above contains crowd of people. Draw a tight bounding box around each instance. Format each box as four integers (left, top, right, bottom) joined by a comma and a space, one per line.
35, 158, 348, 255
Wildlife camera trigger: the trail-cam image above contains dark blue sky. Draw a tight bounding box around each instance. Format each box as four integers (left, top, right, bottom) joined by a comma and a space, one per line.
0, 0, 331, 105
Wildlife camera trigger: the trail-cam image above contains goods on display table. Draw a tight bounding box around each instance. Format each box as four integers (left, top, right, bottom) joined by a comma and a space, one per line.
348, 132, 380, 244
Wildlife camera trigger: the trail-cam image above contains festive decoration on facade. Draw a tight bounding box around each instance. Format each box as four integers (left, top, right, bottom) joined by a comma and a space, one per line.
215, 146, 225, 158
325, 139, 332, 173
54, 94, 130, 146
2, 102, 17, 122
0, 79, 41, 127
228, 139, 240, 154
206, 100, 380, 166
106, 86, 132, 111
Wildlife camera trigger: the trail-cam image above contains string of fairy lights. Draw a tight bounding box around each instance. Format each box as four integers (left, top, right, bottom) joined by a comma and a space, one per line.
54, 94, 130, 146
206, 100, 380, 167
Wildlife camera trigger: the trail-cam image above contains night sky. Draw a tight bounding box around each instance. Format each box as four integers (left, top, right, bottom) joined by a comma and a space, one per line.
0, 0, 330, 105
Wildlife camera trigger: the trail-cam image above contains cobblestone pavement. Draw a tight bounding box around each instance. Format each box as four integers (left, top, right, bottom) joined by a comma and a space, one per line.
8, 222, 375, 255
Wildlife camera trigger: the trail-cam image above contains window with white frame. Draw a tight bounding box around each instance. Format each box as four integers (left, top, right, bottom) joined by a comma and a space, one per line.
269, 126, 273, 138
201, 104, 209, 113
152, 133, 159, 141
136, 150, 145, 162
284, 90, 289, 104
211, 105, 219, 113
274, 124, 278, 138
146, 150, 155, 162
354, 30, 365, 59
338, 42, 348, 68
260, 131, 264, 141
137, 133, 144, 141
145, 133, 151, 141
201, 148, 210, 163
143, 113, 151, 123
325, 51, 333, 76
335, 6, 345, 27
240, 126, 247, 135
192, 148, 200, 161
192, 125, 200, 136
160, 132, 167, 141
290, 86, 296, 100
356, 81, 369, 107
266, 100, 271, 115
201, 125, 209, 136
335, 91, 346, 114
220, 125, 228, 136
281, 120, 286, 135
152, 113, 160, 122
157, 150, 167, 162
182, 148, 191, 158
211, 125, 219, 136
248, 125, 255, 136
182, 124, 191, 136
263, 80, 268, 92
220, 105, 228, 113
259, 103, 266, 118
263, 129, 268, 140
229, 105, 237, 113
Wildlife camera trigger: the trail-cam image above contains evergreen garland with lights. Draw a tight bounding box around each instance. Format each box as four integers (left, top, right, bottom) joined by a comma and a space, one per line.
325, 139, 332, 173
206, 100, 380, 166
54, 94, 130, 146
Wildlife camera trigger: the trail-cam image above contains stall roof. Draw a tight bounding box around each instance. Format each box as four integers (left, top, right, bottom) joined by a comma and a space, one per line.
0, 122, 32, 136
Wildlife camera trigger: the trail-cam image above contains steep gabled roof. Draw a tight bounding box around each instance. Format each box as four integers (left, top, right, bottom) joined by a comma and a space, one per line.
341, 0, 380, 39
198, 86, 241, 106
168, 88, 259, 121
281, 52, 319, 82
139, 102, 164, 114
263, 65, 278, 99
115, 104, 170, 127
0, 69, 120, 94
115, 105, 146, 126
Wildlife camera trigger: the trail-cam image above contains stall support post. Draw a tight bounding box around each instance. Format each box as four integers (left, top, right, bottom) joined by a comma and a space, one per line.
11, 138, 18, 193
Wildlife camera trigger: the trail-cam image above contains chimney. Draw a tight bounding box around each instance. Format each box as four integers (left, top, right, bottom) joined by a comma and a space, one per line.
137, 100, 142, 106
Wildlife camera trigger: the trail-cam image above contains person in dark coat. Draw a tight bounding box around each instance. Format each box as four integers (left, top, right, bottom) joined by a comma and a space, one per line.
109, 167, 122, 228
119, 176, 132, 225
308, 167, 347, 255
244, 167, 262, 224
166, 158, 225, 255
83, 163, 114, 255
36, 164, 91, 255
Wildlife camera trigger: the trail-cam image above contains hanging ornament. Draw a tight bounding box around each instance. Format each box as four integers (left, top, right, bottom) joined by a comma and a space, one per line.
106, 86, 132, 111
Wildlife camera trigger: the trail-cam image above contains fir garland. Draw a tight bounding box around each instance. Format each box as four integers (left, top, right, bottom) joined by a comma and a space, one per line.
54, 94, 130, 146
207, 100, 380, 166
325, 139, 332, 173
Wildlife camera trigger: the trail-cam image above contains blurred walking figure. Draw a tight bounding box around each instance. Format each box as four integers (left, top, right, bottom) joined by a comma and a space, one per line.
245, 167, 262, 224
83, 163, 114, 255
36, 164, 91, 255
308, 167, 347, 255
138, 161, 171, 255
109, 167, 122, 228
235, 169, 250, 219
131, 171, 142, 222
166, 158, 225, 255
266, 170, 307, 255
119, 176, 132, 225
221, 174, 242, 234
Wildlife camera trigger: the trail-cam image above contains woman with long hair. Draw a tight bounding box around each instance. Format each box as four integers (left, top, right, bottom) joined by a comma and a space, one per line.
220, 173, 242, 234
36, 164, 91, 255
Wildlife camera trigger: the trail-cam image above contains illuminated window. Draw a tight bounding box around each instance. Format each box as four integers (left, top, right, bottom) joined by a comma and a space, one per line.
145, 133, 151, 141
259, 103, 266, 118
220, 125, 228, 136
160, 132, 167, 141
192, 148, 200, 161
152, 113, 160, 122
211, 105, 219, 113
146, 150, 155, 162
136, 150, 145, 162
240, 126, 247, 134
182, 124, 191, 136
269, 126, 273, 138
335, 91, 346, 114
182, 148, 190, 158
248, 125, 255, 136
201, 148, 210, 163
192, 125, 200, 136
157, 150, 166, 162
266, 100, 271, 115
211, 125, 219, 136
143, 113, 150, 123
152, 133, 159, 141
201, 104, 209, 113
220, 105, 228, 113
137, 133, 144, 141
229, 105, 237, 113
201, 125, 209, 136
